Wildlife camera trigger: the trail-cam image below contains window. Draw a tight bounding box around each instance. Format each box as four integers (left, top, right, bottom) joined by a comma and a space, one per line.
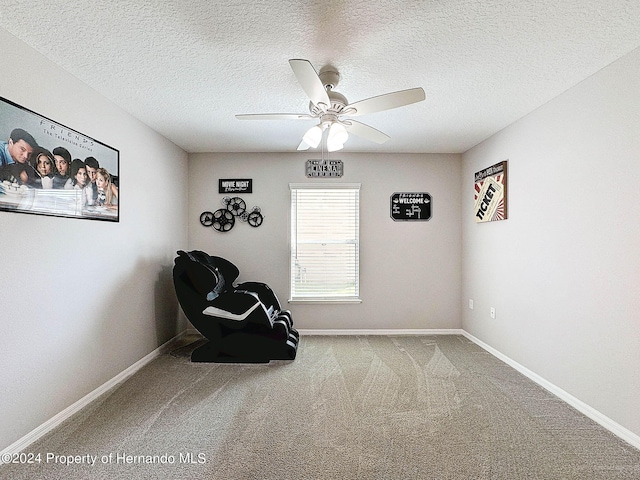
290, 183, 361, 302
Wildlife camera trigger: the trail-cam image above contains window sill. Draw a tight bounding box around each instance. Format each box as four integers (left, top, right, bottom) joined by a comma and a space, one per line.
288, 297, 362, 304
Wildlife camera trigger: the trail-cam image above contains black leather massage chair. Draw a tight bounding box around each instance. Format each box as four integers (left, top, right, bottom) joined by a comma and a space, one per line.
173, 250, 299, 362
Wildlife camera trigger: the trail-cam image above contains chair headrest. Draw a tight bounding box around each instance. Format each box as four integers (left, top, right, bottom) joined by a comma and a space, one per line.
175, 250, 240, 286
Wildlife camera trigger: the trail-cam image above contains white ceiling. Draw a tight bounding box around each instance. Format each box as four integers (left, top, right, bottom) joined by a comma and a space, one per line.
1, 0, 639, 154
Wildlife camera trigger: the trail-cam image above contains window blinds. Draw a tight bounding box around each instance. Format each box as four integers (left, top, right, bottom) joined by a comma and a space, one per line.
290, 184, 360, 301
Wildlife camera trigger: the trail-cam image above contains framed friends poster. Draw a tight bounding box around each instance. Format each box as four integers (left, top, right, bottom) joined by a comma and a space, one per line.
0, 96, 119, 222
474, 160, 507, 223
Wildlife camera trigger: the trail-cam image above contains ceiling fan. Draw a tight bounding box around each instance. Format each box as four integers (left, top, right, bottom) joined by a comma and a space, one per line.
236, 59, 426, 151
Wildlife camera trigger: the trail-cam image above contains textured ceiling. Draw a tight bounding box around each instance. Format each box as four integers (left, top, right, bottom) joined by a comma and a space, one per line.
1, 0, 640, 154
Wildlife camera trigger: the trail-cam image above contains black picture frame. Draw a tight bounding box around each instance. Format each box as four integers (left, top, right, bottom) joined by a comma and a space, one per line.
0, 96, 119, 222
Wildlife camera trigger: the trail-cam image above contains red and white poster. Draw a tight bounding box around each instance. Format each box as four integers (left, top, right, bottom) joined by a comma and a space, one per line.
474, 161, 508, 223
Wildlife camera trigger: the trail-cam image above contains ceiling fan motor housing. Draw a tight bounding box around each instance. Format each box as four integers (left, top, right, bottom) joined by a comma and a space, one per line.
310, 90, 348, 116
318, 66, 340, 89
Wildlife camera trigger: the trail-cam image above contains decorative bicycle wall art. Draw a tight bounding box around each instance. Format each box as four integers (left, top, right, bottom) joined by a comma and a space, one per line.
199, 196, 263, 233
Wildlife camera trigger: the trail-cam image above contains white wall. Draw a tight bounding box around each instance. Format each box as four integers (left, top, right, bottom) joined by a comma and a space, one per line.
0, 29, 189, 449
189, 152, 462, 330
462, 47, 640, 437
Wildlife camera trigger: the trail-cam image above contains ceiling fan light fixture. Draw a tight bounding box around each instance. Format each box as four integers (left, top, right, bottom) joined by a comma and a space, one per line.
302, 125, 323, 148
327, 141, 344, 152
327, 122, 348, 151
297, 140, 311, 151
237, 59, 426, 152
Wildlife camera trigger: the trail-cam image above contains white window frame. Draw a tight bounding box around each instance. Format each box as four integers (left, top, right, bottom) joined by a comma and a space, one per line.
289, 183, 361, 303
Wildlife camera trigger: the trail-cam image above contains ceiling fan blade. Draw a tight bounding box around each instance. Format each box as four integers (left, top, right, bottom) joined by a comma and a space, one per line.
343, 120, 390, 144
345, 87, 425, 117
235, 113, 315, 120
289, 59, 331, 109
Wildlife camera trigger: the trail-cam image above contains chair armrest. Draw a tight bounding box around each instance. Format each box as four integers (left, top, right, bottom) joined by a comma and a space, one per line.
202, 293, 260, 321
235, 282, 282, 311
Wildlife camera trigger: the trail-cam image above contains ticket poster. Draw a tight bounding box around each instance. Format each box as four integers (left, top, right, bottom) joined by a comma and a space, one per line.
474, 161, 508, 223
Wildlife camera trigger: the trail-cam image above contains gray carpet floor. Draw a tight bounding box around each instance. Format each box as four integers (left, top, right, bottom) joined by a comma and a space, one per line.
1, 334, 639, 479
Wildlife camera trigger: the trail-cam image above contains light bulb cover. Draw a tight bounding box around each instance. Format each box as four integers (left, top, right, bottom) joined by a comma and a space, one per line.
302, 125, 322, 148
328, 122, 349, 144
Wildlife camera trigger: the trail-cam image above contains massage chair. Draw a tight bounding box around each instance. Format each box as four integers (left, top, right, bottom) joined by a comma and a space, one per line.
172, 250, 299, 363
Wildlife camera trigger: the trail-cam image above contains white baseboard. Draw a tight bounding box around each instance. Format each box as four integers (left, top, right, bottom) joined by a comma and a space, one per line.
298, 328, 464, 336
461, 331, 640, 451
0, 331, 189, 461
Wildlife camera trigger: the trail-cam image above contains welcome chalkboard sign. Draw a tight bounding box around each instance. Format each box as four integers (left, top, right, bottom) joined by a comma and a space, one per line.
390, 192, 432, 221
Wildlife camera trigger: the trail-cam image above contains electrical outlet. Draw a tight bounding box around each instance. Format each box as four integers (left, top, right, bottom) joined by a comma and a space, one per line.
469, 299, 474, 310
490, 307, 496, 319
